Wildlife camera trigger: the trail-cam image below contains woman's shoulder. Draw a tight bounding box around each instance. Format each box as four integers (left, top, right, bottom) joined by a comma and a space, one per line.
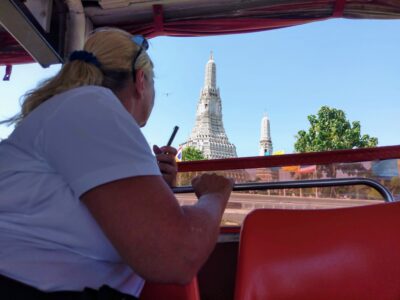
45, 85, 124, 117
18, 85, 131, 137
56, 85, 117, 103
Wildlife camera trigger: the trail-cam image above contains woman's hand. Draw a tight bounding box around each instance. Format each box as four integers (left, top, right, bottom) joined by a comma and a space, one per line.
192, 173, 234, 204
153, 145, 178, 188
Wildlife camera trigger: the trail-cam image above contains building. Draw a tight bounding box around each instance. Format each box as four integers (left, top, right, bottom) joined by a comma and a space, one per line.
185, 52, 237, 159
259, 113, 273, 156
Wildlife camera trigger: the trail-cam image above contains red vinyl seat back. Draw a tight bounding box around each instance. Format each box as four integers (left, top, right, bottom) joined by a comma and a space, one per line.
234, 202, 400, 300
140, 277, 200, 300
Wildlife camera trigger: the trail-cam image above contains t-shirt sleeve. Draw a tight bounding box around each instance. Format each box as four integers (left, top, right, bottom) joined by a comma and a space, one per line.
39, 87, 161, 198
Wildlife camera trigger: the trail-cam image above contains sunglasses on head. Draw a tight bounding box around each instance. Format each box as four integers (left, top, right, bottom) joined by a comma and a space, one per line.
132, 35, 149, 81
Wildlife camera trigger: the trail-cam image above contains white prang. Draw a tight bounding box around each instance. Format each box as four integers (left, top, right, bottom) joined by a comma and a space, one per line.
259, 113, 273, 156
185, 52, 237, 159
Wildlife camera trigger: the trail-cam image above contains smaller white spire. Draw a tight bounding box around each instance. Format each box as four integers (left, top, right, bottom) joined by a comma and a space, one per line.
260, 113, 270, 141
259, 113, 273, 156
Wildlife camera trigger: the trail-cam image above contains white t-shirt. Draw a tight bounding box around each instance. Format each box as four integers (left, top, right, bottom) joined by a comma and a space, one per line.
0, 86, 161, 297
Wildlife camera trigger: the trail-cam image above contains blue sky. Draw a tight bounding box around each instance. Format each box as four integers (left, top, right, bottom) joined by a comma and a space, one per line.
1, 18, 399, 157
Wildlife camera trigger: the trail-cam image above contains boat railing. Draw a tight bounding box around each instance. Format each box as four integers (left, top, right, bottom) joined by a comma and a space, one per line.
173, 177, 394, 202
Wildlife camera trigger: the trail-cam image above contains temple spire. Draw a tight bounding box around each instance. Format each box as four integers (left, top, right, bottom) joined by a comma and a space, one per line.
204, 50, 216, 89
260, 112, 271, 140
259, 113, 273, 156
185, 53, 237, 159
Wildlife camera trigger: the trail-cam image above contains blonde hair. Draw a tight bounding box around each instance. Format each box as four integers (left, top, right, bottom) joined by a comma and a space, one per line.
8, 28, 153, 124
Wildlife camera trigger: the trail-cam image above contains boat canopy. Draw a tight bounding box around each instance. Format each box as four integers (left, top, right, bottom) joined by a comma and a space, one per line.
1, 0, 400, 66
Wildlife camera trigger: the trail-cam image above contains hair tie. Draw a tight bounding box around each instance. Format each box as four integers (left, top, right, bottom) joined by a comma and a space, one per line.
69, 50, 101, 68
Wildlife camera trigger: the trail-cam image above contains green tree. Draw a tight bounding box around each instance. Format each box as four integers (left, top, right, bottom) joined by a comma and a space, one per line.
182, 146, 205, 161
294, 106, 378, 152
294, 106, 378, 197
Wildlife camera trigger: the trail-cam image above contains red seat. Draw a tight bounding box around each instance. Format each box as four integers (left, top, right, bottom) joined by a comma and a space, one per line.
140, 277, 200, 300
234, 202, 400, 300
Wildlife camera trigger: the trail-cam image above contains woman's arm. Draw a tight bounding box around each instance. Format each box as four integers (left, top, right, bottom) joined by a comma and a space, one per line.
81, 173, 232, 284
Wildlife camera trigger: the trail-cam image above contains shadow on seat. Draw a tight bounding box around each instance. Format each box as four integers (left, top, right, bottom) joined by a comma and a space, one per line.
234, 202, 400, 300
140, 277, 200, 300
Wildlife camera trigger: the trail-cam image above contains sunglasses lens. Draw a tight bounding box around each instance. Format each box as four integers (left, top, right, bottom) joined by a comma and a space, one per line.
142, 39, 149, 50
131, 35, 149, 80
132, 35, 148, 50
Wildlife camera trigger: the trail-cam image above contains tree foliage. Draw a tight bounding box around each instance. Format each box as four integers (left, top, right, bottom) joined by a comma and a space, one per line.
182, 146, 205, 161
293, 106, 379, 198
295, 106, 378, 152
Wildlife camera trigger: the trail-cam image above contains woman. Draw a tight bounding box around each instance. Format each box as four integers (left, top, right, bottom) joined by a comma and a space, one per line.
0, 28, 233, 299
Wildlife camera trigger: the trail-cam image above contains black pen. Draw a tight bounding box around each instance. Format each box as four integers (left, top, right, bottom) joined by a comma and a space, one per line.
166, 126, 179, 146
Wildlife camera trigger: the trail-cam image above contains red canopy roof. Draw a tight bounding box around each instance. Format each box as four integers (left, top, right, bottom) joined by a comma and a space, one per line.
1, 0, 400, 66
